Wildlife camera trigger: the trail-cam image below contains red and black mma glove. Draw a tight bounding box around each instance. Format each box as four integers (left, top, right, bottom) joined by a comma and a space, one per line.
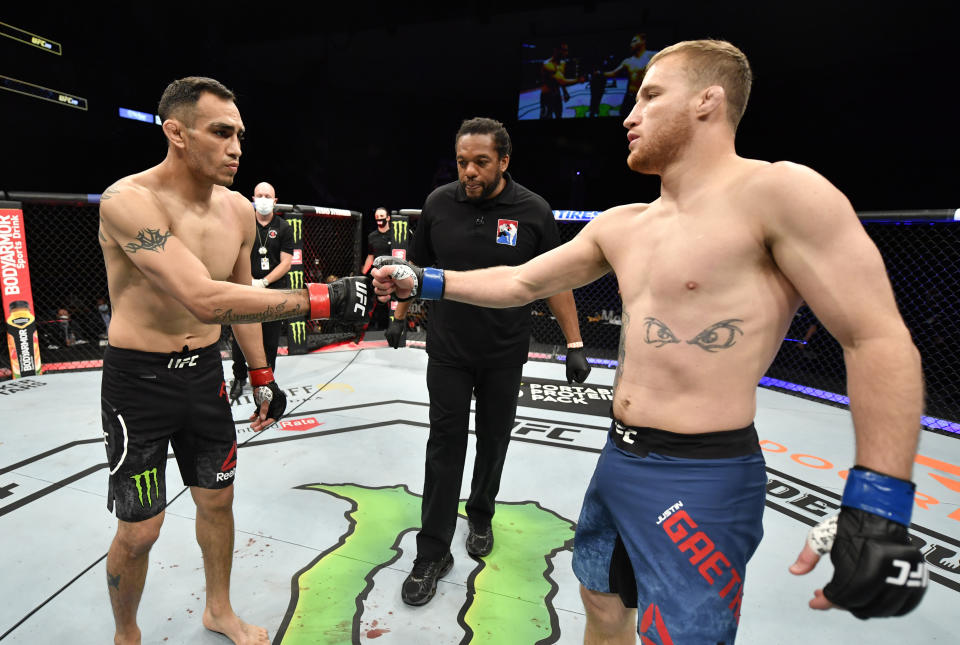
371, 256, 445, 302
565, 342, 591, 383
249, 367, 287, 423
307, 276, 375, 322
808, 466, 928, 618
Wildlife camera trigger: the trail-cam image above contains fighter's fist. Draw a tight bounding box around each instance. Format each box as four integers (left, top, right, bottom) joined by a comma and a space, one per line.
307, 276, 373, 322
372, 256, 445, 302
789, 467, 927, 618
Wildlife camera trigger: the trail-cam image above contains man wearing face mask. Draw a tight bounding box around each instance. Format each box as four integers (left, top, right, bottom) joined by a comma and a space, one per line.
362, 207, 395, 331
229, 181, 294, 401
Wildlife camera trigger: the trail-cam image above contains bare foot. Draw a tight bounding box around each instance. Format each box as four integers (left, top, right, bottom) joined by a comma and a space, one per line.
202, 608, 269, 645
114, 628, 141, 645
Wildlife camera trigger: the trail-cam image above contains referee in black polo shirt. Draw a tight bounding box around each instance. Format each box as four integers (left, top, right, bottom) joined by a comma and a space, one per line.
229, 181, 294, 402
390, 117, 591, 606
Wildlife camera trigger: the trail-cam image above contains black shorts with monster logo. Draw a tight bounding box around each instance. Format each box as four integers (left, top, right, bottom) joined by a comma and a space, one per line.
101, 343, 237, 522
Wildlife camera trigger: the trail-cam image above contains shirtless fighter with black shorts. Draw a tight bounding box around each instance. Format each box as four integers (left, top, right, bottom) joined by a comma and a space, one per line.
373, 40, 927, 644
98, 76, 370, 645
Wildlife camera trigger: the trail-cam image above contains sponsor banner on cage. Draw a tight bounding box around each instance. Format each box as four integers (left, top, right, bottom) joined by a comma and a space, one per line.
285, 209, 308, 355
517, 376, 613, 416
0, 208, 42, 378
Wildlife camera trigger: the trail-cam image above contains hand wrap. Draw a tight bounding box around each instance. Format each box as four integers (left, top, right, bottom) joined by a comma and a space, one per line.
372, 256, 444, 301
249, 367, 287, 425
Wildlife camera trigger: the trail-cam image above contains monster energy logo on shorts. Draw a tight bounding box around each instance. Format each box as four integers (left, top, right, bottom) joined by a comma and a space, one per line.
130, 468, 160, 507
288, 270, 304, 290
276, 483, 574, 643
289, 320, 306, 345
289, 217, 303, 243
392, 219, 408, 244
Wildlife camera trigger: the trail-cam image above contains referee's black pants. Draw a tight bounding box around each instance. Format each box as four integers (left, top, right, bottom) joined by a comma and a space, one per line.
416, 358, 523, 560
231, 319, 283, 380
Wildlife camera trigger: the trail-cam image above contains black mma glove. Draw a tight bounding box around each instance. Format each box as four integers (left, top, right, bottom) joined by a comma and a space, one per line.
372, 256, 445, 301
385, 316, 407, 349
249, 367, 287, 425
307, 276, 372, 322
565, 344, 591, 383
808, 466, 927, 618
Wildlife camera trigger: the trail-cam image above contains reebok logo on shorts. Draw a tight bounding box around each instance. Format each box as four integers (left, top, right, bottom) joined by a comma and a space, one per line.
217, 442, 237, 482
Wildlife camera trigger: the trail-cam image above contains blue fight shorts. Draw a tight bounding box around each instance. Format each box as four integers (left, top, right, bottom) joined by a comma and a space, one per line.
572, 418, 766, 644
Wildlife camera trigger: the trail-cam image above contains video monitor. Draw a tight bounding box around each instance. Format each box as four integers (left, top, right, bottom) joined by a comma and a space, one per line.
518, 32, 658, 121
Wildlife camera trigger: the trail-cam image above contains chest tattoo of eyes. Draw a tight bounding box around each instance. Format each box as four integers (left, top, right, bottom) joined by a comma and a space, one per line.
642, 317, 681, 347
641, 317, 745, 352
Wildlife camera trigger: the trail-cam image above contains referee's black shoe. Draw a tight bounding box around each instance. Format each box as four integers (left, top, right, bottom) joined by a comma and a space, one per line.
401, 552, 454, 606
466, 521, 494, 557
229, 377, 245, 403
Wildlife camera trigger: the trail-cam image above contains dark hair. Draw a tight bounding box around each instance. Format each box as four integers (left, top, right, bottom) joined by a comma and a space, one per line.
455, 117, 512, 160
374, 206, 389, 217
158, 76, 235, 124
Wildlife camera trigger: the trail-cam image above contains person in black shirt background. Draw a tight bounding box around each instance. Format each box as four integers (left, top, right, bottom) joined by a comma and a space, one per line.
389, 117, 592, 606
362, 206, 394, 330
229, 181, 294, 401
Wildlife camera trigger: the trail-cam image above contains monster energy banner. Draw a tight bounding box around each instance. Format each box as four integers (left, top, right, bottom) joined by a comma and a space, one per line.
517, 376, 613, 417
286, 209, 308, 355
391, 215, 410, 257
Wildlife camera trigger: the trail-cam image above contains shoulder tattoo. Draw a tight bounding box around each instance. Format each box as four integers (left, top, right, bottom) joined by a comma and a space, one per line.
124, 228, 173, 254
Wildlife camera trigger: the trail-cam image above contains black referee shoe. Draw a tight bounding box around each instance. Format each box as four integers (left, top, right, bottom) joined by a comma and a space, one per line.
401, 553, 454, 606
466, 521, 494, 557
229, 378, 246, 403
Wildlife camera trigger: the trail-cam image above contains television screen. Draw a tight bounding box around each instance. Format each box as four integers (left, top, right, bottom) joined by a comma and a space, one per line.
518, 32, 658, 121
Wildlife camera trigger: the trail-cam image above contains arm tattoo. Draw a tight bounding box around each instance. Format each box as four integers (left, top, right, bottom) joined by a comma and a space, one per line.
686, 319, 744, 353
642, 317, 681, 348
212, 300, 305, 324
100, 186, 121, 201
107, 571, 120, 589
124, 228, 172, 254
613, 311, 630, 393
98, 228, 107, 242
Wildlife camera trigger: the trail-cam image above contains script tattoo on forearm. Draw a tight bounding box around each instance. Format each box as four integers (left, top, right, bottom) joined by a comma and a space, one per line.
213, 300, 305, 324
642, 316, 744, 352
124, 228, 172, 254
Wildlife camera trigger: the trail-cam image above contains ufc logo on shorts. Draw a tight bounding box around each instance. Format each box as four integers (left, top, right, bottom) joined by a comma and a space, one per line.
353, 280, 368, 315
614, 421, 636, 444
167, 355, 198, 369
885, 559, 928, 588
